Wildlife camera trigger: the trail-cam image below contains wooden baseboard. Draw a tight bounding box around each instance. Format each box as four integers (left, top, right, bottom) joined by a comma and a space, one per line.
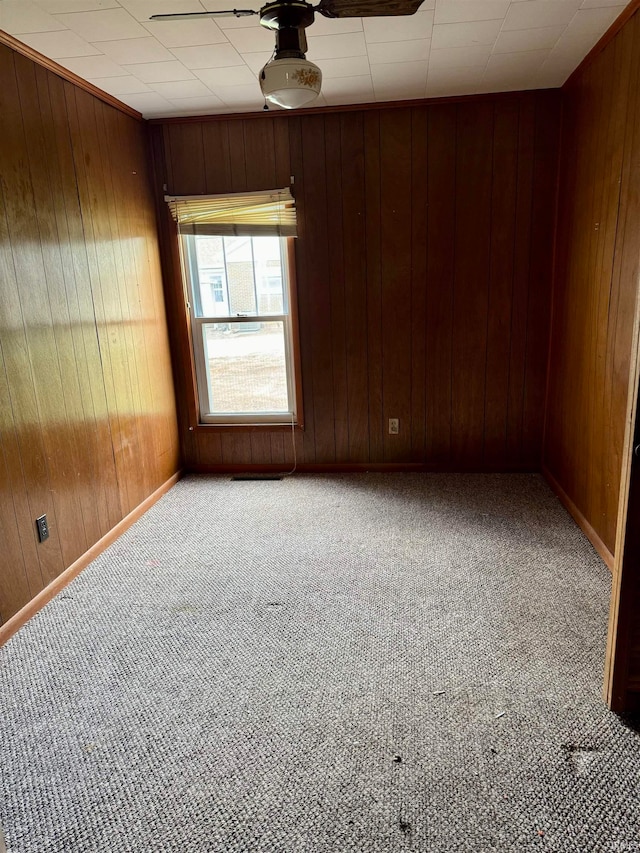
0, 470, 182, 648
542, 465, 614, 571
188, 462, 538, 474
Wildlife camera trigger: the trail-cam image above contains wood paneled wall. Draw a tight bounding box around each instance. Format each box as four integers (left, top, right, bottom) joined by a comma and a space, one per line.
0, 43, 180, 625
544, 9, 640, 560
151, 91, 560, 471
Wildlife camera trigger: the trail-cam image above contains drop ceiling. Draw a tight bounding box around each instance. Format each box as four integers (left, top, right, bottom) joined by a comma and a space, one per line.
0, 0, 629, 117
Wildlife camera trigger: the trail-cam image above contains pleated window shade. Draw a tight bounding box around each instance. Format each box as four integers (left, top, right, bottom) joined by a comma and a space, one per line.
165, 188, 297, 237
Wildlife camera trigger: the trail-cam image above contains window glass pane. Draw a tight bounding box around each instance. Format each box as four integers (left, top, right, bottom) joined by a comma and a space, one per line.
202, 321, 289, 414
253, 237, 284, 315
194, 237, 228, 317
224, 236, 257, 316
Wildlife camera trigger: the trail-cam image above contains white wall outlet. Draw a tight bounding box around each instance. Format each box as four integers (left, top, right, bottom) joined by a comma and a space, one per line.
389, 418, 399, 435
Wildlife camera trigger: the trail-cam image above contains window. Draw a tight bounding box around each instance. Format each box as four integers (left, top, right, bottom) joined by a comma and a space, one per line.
168, 189, 301, 427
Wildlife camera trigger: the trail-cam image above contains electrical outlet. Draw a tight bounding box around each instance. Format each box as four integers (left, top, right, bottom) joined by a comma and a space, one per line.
36, 515, 49, 543
389, 418, 399, 435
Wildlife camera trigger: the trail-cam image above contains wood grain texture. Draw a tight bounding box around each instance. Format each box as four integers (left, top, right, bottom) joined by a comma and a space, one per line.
0, 42, 179, 625
0, 472, 181, 649
153, 92, 561, 471
0, 29, 142, 120
544, 10, 640, 558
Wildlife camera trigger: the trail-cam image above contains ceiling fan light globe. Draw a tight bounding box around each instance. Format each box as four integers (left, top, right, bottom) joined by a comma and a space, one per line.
259, 57, 322, 110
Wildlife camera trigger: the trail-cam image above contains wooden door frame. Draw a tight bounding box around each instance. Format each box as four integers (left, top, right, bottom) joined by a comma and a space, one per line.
604, 272, 640, 711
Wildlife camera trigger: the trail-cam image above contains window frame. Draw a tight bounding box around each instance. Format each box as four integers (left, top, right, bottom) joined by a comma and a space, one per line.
179, 234, 304, 430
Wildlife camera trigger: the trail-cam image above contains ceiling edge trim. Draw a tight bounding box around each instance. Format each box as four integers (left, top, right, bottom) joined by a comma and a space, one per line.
147, 88, 560, 125
0, 28, 143, 121
564, 0, 640, 89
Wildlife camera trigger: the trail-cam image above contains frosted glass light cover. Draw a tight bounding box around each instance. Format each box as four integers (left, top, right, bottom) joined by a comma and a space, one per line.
259, 57, 322, 109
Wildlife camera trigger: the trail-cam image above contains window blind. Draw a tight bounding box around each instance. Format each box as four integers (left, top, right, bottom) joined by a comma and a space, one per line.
165, 188, 297, 237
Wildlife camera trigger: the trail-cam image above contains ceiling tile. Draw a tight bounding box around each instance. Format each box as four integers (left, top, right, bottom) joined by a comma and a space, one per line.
0, 0, 627, 116
170, 43, 244, 68
213, 15, 265, 30
323, 91, 373, 105
428, 43, 492, 68
150, 78, 212, 97
18, 29, 100, 56
194, 64, 256, 86
315, 55, 370, 78
121, 58, 195, 80
95, 73, 152, 93
94, 35, 174, 63
304, 15, 363, 36
36, 0, 120, 10
374, 82, 426, 100
580, 0, 626, 6
534, 53, 577, 87
569, 5, 626, 32
144, 17, 227, 46
549, 22, 605, 52
122, 90, 174, 111
484, 48, 550, 80
320, 74, 374, 96
120, 0, 205, 20
200, 0, 258, 9
493, 24, 565, 53
367, 38, 430, 64
474, 77, 539, 94
242, 50, 273, 73
307, 31, 367, 59
431, 18, 503, 48
167, 95, 226, 111
0, 1, 66, 33
425, 65, 481, 95
371, 59, 428, 97
59, 53, 130, 76
363, 10, 433, 43
224, 25, 274, 52
55, 8, 148, 40
434, 1, 509, 24
502, 0, 582, 31
213, 83, 262, 106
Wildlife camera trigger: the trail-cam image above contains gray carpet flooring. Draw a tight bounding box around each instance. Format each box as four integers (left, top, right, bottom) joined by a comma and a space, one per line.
1, 473, 639, 853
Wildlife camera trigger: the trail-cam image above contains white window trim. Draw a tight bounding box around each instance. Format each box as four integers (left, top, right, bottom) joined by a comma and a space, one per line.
182, 234, 299, 426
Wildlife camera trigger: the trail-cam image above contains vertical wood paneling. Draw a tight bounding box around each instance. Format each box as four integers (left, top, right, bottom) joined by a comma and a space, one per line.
545, 9, 640, 557
522, 95, 561, 467
410, 108, 428, 463
451, 102, 493, 466
156, 92, 559, 474
0, 42, 179, 625
507, 98, 535, 467
425, 103, 456, 463
340, 112, 369, 462
380, 109, 413, 462
324, 113, 349, 462
301, 115, 335, 462
483, 100, 518, 467
364, 110, 384, 462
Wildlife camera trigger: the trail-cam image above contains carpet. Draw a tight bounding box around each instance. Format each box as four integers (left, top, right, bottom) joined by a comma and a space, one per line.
1, 473, 638, 853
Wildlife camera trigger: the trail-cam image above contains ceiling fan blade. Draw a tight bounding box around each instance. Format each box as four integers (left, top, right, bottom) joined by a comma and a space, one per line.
317, 0, 422, 17
149, 9, 258, 20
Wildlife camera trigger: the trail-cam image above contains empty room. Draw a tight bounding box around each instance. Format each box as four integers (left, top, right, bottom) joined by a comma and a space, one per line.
2, 0, 640, 850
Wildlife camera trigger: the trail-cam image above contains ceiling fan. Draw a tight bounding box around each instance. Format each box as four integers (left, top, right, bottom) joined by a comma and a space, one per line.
150, 0, 424, 109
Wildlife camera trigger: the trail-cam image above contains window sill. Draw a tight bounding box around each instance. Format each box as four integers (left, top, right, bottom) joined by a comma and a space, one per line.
188, 422, 304, 433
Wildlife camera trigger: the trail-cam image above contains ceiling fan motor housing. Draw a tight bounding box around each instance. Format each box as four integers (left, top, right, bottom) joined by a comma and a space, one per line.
259, 0, 316, 30
260, 0, 315, 58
